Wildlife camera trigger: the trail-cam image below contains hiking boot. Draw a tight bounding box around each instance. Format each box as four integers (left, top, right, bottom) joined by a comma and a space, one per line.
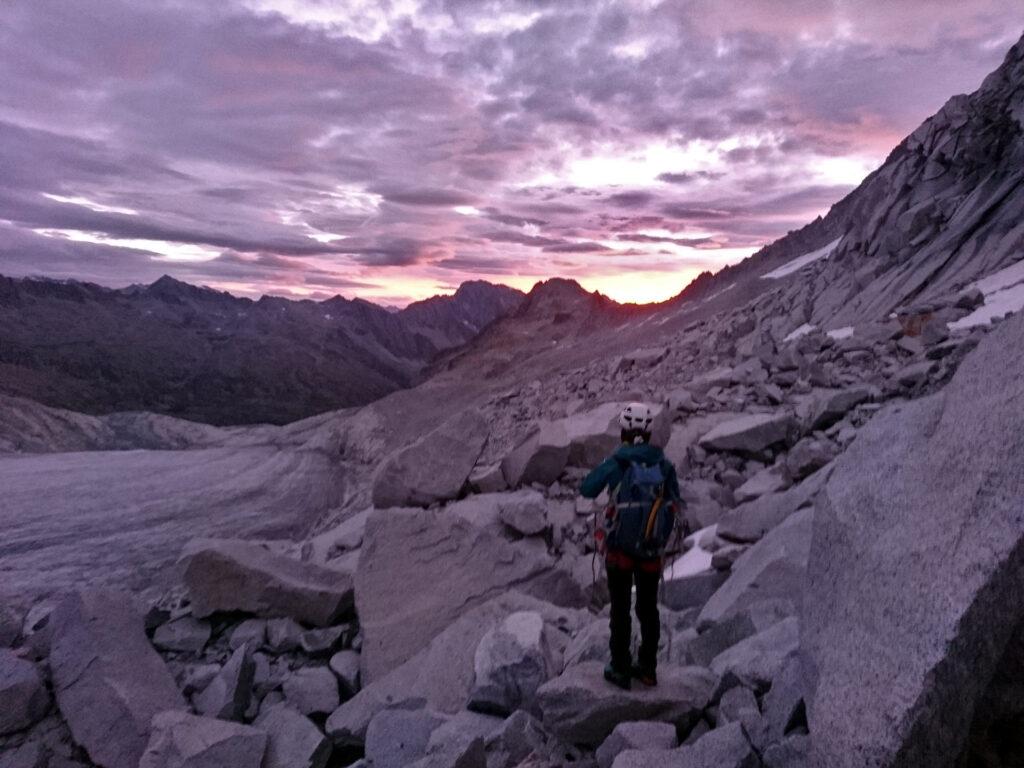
631, 664, 658, 687
603, 663, 631, 690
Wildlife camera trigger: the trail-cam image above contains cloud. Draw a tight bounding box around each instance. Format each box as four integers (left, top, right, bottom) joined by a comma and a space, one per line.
0, 0, 1015, 304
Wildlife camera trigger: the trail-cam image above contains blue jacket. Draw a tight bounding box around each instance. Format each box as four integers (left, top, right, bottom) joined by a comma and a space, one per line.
580, 443, 681, 502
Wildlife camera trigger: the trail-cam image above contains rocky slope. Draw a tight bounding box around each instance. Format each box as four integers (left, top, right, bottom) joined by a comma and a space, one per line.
2, 28, 1024, 768
0, 275, 522, 425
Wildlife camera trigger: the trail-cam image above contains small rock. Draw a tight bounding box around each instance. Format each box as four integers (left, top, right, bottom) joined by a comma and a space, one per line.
364, 708, 446, 768
0, 649, 50, 735
329, 651, 361, 697
0, 740, 47, 768
0, 604, 21, 648
282, 667, 339, 716
299, 625, 348, 656
265, 618, 305, 653
194, 645, 254, 721
497, 491, 549, 536
762, 733, 810, 768
177, 664, 222, 697
698, 413, 797, 458
152, 617, 211, 654
254, 705, 332, 768
613, 721, 758, 768
710, 617, 800, 693
468, 611, 555, 716
596, 721, 678, 768
139, 710, 266, 768
229, 620, 266, 651
733, 467, 790, 504
469, 463, 507, 494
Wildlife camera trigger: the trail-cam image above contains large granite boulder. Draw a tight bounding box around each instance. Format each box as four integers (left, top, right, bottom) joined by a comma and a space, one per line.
698, 508, 813, 630
372, 409, 489, 508
355, 508, 584, 682
802, 311, 1024, 768
535, 661, 717, 747
181, 539, 353, 627
326, 593, 587, 748
698, 412, 797, 457
0, 649, 49, 735
139, 710, 266, 768
49, 589, 186, 768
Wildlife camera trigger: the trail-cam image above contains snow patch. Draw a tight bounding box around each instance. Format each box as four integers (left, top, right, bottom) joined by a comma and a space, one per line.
949, 260, 1024, 330
827, 326, 854, 340
762, 237, 842, 279
664, 524, 717, 579
784, 323, 817, 342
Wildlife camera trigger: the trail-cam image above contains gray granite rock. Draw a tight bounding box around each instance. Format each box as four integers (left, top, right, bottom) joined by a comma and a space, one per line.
139, 711, 266, 768
372, 409, 489, 508
194, 644, 254, 721
535, 661, 717, 747
364, 708, 446, 768
328, 650, 361, 697
0, 649, 50, 735
355, 508, 583, 683
711, 617, 800, 692
49, 590, 186, 768
612, 721, 758, 768
595, 721, 678, 768
803, 311, 1024, 768
698, 508, 812, 630
282, 666, 339, 716
326, 593, 587, 748
253, 705, 331, 768
181, 539, 353, 627
152, 617, 211, 654
698, 412, 797, 457
468, 611, 555, 716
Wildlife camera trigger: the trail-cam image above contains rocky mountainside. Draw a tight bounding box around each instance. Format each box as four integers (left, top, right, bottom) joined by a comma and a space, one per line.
2, 29, 1024, 768
0, 275, 523, 425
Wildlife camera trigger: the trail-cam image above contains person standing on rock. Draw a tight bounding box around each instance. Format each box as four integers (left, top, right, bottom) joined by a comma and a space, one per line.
580, 403, 681, 690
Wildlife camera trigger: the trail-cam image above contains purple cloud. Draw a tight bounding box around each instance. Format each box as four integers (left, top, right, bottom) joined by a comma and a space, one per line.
0, 0, 1015, 304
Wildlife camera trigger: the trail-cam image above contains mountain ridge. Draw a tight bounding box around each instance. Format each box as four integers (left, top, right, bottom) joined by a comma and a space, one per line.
0, 272, 526, 424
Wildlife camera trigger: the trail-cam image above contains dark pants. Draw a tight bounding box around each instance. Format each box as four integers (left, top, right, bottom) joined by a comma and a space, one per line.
606, 562, 660, 673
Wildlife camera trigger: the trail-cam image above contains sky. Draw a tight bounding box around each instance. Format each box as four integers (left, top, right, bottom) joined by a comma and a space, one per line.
0, 1, 1020, 306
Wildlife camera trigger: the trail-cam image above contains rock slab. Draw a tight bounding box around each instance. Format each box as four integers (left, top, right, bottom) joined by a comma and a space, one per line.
535, 661, 717, 747
355, 508, 578, 683
181, 539, 353, 627
49, 589, 186, 768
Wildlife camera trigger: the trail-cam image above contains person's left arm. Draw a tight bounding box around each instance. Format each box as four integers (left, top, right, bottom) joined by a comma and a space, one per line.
580, 456, 622, 499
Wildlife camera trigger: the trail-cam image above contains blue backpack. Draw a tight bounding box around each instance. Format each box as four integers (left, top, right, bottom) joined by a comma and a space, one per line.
605, 460, 676, 560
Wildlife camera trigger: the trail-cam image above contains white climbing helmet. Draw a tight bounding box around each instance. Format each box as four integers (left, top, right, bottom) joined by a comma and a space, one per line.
618, 402, 654, 432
